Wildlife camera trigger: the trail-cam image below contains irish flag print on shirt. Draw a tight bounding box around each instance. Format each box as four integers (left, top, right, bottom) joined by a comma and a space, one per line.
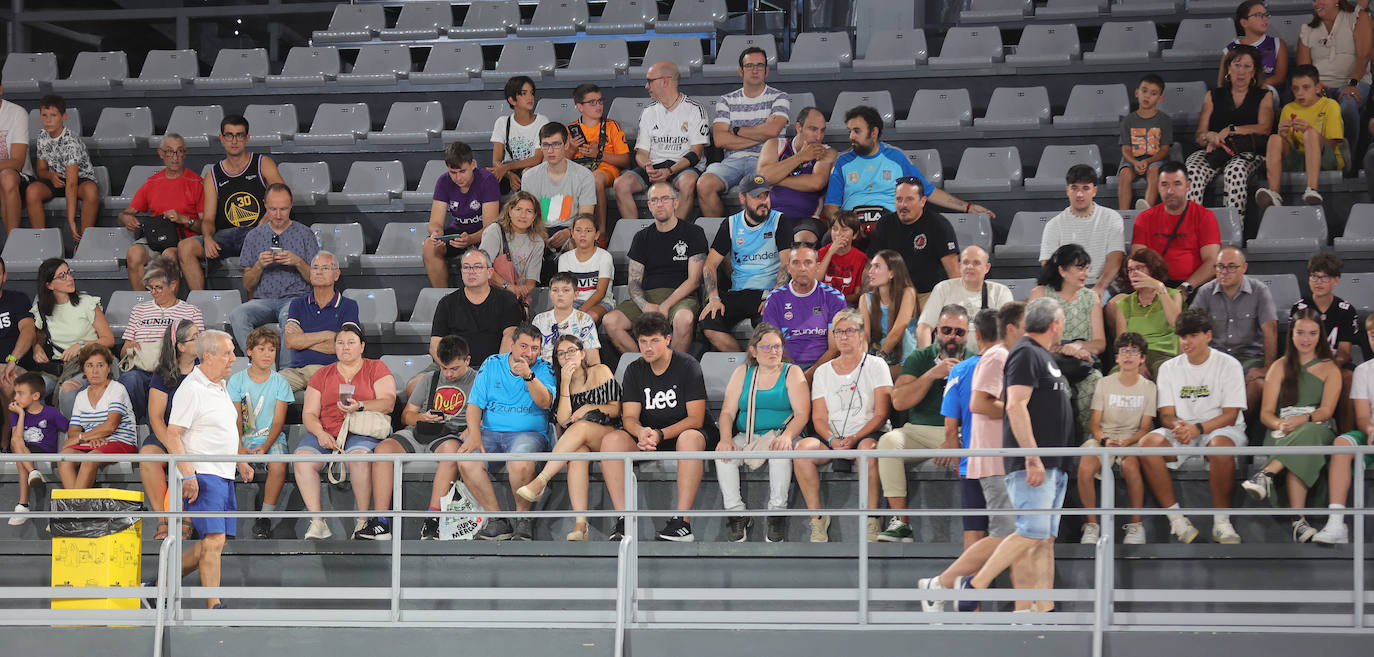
541, 194, 577, 223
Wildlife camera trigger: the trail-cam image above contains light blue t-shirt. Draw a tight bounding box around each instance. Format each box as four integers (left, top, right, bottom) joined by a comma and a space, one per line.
227, 369, 294, 444
824, 143, 930, 210
468, 353, 556, 435
940, 354, 982, 478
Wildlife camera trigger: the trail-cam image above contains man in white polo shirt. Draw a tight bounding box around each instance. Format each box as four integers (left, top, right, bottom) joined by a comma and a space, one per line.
1038, 164, 1124, 299
162, 329, 252, 610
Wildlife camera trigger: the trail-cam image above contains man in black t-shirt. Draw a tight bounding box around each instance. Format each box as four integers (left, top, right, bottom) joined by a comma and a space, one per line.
417, 249, 523, 397
1293, 252, 1366, 430
958, 297, 1071, 613
601, 312, 708, 542
867, 179, 959, 300
603, 182, 707, 354
0, 257, 37, 445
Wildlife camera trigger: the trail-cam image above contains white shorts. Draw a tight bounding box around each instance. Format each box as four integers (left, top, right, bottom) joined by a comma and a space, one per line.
1149, 425, 1248, 470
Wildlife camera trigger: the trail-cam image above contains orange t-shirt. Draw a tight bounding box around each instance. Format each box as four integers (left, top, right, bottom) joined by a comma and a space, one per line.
573, 118, 629, 182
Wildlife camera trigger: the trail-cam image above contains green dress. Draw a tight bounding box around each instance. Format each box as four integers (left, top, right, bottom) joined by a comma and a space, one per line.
1040, 285, 1101, 436
1263, 358, 1336, 507
1114, 288, 1182, 375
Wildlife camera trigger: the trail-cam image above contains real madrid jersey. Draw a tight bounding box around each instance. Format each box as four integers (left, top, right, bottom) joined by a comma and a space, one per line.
636, 95, 710, 165
211, 152, 268, 232
824, 143, 930, 211
711, 209, 793, 291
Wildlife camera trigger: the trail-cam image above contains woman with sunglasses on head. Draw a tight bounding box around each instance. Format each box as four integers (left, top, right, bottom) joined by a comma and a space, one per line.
117, 255, 204, 424
480, 191, 547, 304
1029, 244, 1106, 436
137, 320, 200, 539
516, 335, 620, 541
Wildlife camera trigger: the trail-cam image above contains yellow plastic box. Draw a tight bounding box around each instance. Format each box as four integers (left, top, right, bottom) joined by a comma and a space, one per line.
50, 488, 144, 610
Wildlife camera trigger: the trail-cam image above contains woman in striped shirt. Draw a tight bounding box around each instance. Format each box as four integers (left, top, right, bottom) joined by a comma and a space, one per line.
57, 344, 137, 488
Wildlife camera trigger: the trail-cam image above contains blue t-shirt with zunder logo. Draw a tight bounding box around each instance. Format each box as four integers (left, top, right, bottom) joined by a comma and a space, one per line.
711, 209, 792, 291
468, 353, 555, 436
825, 143, 931, 211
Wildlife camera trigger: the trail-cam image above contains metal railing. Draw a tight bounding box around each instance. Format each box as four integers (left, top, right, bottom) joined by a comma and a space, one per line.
0, 443, 1370, 657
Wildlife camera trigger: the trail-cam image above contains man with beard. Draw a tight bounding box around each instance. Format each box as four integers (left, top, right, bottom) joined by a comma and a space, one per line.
700, 175, 792, 352
1130, 161, 1220, 296
761, 245, 847, 378
867, 178, 959, 304
875, 304, 972, 542
757, 107, 836, 219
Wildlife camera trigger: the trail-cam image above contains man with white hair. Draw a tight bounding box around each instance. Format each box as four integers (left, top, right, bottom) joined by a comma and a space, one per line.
281, 250, 360, 391
915, 245, 1013, 348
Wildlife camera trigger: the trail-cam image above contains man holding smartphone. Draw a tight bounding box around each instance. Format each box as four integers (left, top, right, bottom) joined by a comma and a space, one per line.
228, 183, 318, 353
424, 141, 500, 288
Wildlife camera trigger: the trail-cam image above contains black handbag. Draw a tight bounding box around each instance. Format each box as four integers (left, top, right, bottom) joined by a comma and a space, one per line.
140, 215, 181, 252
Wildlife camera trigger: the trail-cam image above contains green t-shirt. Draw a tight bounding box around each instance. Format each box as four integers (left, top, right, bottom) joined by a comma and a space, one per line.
899, 344, 971, 426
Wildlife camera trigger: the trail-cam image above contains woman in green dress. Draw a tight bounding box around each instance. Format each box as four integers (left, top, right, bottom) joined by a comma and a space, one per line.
1107, 247, 1184, 377
1242, 307, 1341, 543
1029, 244, 1105, 436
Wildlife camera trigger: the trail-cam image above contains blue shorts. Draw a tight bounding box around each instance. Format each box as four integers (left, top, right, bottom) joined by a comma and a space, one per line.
296, 432, 381, 454
1005, 467, 1068, 540
480, 429, 548, 454
185, 474, 237, 537
142, 432, 165, 452
193, 225, 251, 257
960, 476, 988, 533
703, 155, 759, 188
241, 430, 287, 455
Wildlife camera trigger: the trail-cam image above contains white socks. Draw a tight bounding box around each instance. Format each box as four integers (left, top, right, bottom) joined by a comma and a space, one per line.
1165, 503, 1185, 524
1325, 504, 1345, 528
1213, 514, 1231, 526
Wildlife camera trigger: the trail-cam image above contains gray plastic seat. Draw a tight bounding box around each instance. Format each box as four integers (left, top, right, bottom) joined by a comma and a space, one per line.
343, 289, 399, 335
826, 91, 895, 134
295, 103, 370, 147
701, 352, 748, 409
1, 229, 62, 273
1, 52, 57, 93
483, 40, 557, 81
788, 92, 817, 121
896, 89, 972, 133
88, 107, 154, 150
696, 217, 725, 241
312, 4, 385, 43
995, 212, 1058, 260
1208, 206, 1243, 246
1268, 14, 1306, 51
243, 104, 298, 147
607, 97, 652, 141
187, 290, 243, 331
904, 149, 944, 188
403, 160, 448, 206
1334, 272, 1374, 315
1164, 18, 1235, 61
28, 107, 83, 141
105, 291, 154, 338
534, 98, 577, 123
53, 51, 128, 92
609, 219, 654, 269
1110, 0, 1180, 16
528, 287, 553, 318
657, 0, 726, 33
194, 48, 269, 89
518, 0, 588, 36
960, 0, 1031, 23
588, 0, 655, 35
853, 30, 929, 72
1006, 23, 1081, 66
1157, 80, 1207, 127
360, 222, 429, 270
1247, 207, 1327, 258
703, 35, 777, 77
310, 222, 366, 268
1024, 144, 1103, 191
368, 101, 443, 145
105, 165, 162, 208
444, 99, 511, 142
776, 32, 853, 75
451, 0, 519, 38
945, 146, 1023, 194
1249, 273, 1300, 315
1035, 0, 1104, 19
557, 38, 630, 81
380, 355, 434, 388
947, 212, 993, 254
277, 162, 332, 206
1334, 203, 1374, 257
412, 43, 482, 85
152, 104, 223, 149
337, 44, 412, 85
974, 86, 1051, 130
629, 37, 705, 78
265, 46, 339, 87
380, 2, 452, 41
326, 161, 405, 206
614, 352, 643, 381
395, 287, 457, 337
1084, 21, 1158, 64
1053, 83, 1129, 128
124, 50, 198, 91
69, 227, 136, 273
929, 26, 1004, 68
993, 278, 1039, 301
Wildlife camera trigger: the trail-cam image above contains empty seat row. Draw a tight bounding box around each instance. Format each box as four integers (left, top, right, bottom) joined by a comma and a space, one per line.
963, 0, 1310, 24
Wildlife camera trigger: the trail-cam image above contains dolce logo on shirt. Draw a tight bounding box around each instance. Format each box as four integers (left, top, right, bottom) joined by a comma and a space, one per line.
643, 387, 678, 410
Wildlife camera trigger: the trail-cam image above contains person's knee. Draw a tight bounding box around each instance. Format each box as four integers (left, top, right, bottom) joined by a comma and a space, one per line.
1078, 457, 1099, 475
604, 311, 627, 331
458, 460, 486, 478
698, 173, 722, 193
612, 174, 635, 195
1138, 433, 1166, 448
676, 174, 698, 194
375, 439, 403, 454
671, 309, 694, 332
0, 170, 18, 191
876, 431, 901, 451
677, 430, 705, 449
1118, 168, 1134, 182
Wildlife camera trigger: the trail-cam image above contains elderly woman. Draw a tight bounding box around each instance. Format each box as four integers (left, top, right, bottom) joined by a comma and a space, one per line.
480, 190, 547, 304
118, 255, 204, 423
1029, 244, 1106, 435
1109, 247, 1184, 377
1186, 45, 1274, 214
137, 320, 200, 539
715, 324, 810, 543
33, 258, 116, 415
57, 344, 137, 489
1298, 0, 1371, 147
294, 325, 396, 541
796, 308, 892, 542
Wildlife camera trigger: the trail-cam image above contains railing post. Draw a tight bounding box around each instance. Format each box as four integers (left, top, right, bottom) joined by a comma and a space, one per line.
1093, 445, 1115, 657
1354, 451, 1366, 629
624, 456, 639, 624
857, 451, 868, 625
390, 457, 403, 623
166, 452, 183, 621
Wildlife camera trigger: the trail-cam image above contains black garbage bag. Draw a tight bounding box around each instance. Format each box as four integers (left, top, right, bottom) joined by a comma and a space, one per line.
48, 495, 142, 538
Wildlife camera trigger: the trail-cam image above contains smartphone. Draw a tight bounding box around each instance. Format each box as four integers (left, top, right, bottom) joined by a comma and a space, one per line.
339, 384, 355, 406
435, 233, 468, 241
568, 123, 585, 142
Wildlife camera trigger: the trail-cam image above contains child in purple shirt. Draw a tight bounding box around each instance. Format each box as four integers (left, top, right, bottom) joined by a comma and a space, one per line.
8, 372, 69, 525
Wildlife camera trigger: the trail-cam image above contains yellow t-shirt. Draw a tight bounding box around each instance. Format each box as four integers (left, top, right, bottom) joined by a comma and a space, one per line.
1281, 96, 1344, 168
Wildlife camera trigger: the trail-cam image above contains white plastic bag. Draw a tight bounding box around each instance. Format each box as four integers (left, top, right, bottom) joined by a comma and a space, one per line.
438, 480, 486, 540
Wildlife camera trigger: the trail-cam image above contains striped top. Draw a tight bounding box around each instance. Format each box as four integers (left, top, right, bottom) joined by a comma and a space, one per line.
124, 300, 206, 345
70, 380, 138, 446
714, 85, 790, 158
570, 377, 621, 409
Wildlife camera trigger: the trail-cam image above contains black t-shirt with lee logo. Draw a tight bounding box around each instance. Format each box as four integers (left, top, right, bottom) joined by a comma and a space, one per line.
622, 350, 708, 431
869, 209, 958, 294
1002, 335, 1074, 472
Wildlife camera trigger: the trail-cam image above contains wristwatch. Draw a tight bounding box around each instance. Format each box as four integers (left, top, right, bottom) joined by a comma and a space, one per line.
1350, 78, 1361, 88
731, 126, 741, 136
1179, 281, 1194, 296
522, 372, 535, 382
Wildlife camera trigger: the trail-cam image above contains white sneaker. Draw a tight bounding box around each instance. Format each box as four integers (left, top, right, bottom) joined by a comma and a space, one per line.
1255, 187, 1282, 208
27, 469, 45, 487
1169, 516, 1199, 544
7, 503, 28, 526
1302, 187, 1324, 205
918, 576, 945, 613
1134, 198, 1150, 211
1211, 518, 1241, 544
1122, 522, 1146, 545
1080, 522, 1100, 544
1312, 522, 1349, 545
809, 516, 831, 543
866, 517, 882, 543
304, 518, 332, 540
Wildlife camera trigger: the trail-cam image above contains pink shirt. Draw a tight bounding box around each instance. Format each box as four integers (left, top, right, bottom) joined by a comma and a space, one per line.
966, 343, 1007, 479
307, 359, 393, 437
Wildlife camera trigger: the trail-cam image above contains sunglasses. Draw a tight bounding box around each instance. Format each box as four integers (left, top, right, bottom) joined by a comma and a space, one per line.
938, 326, 967, 337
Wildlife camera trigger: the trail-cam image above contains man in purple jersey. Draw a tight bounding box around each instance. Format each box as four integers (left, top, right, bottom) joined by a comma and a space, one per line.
761, 246, 846, 380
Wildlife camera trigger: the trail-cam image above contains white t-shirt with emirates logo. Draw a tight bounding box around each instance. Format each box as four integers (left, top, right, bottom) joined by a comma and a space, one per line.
635, 95, 709, 165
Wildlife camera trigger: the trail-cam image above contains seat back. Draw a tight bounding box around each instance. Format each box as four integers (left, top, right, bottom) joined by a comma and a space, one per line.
412, 160, 447, 195
461, 0, 520, 30
1157, 81, 1207, 125
565, 38, 630, 74
341, 161, 405, 195
948, 146, 1023, 191
277, 162, 332, 205
374, 222, 430, 256
1059, 84, 1129, 124
700, 352, 748, 410
164, 104, 225, 143
350, 44, 412, 76
528, 0, 589, 29
343, 288, 400, 323
455, 99, 511, 133
907, 88, 973, 128
311, 222, 366, 266
534, 98, 578, 123
1088, 21, 1158, 56
63, 51, 128, 83
935, 26, 1003, 62
105, 291, 154, 335
117, 165, 164, 197
278, 46, 340, 77
981, 86, 1051, 125
187, 290, 243, 329
423, 42, 485, 76
0, 229, 62, 272
947, 212, 993, 254
380, 355, 433, 389
608, 219, 654, 268
993, 278, 1038, 301
393, 2, 452, 30
1034, 144, 1103, 180
1249, 273, 1301, 314
1255, 207, 1327, 242
608, 97, 653, 140
92, 107, 154, 143
406, 287, 457, 326
827, 91, 895, 131
381, 101, 443, 135
904, 149, 944, 188
1006, 211, 1057, 244
307, 103, 371, 136
862, 30, 928, 63
714, 35, 779, 68
1013, 23, 1081, 59
493, 40, 556, 74
133, 50, 198, 81
0, 52, 57, 88
641, 37, 705, 72
243, 104, 299, 140
1168, 18, 1234, 55
1334, 273, 1374, 315
206, 48, 269, 79
665, 0, 726, 24
784, 32, 853, 67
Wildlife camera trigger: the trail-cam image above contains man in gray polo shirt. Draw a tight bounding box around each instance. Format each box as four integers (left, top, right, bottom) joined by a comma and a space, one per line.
1189, 245, 1277, 413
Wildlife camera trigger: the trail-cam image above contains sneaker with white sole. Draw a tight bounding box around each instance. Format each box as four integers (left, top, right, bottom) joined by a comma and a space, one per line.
656, 516, 695, 542
1211, 518, 1241, 544
918, 576, 945, 613
1134, 198, 1150, 211
1169, 516, 1199, 544
1122, 522, 1146, 545
809, 516, 831, 543
1312, 522, 1349, 545
27, 469, 45, 488
304, 517, 332, 540
1302, 187, 1324, 205
475, 518, 513, 541
765, 517, 786, 543
726, 516, 751, 542
876, 517, 914, 543
1242, 471, 1273, 501
954, 576, 981, 613
1292, 518, 1317, 543
1080, 522, 1100, 544
1255, 187, 1282, 208
420, 518, 440, 540
7, 503, 29, 526
353, 518, 391, 540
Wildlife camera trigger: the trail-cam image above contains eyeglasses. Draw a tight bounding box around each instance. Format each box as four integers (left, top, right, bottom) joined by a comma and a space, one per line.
146, 283, 170, 293
755, 343, 783, 352
1117, 348, 1143, 357
1247, 11, 1269, 18
895, 176, 923, 187
220, 132, 248, 141
159, 148, 186, 156
1214, 263, 1244, 272
938, 326, 967, 337
1126, 265, 1150, 274
539, 141, 566, 150
644, 76, 669, 85
833, 327, 862, 337
647, 195, 675, 204
555, 348, 581, 359
53, 270, 73, 280
577, 97, 604, 105
1309, 273, 1334, 282
740, 62, 767, 70
460, 265, 488, 273
309, 265, 337, 272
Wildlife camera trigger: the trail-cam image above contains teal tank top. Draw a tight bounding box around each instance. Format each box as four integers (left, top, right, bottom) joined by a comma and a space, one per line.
734, 364, 794, 434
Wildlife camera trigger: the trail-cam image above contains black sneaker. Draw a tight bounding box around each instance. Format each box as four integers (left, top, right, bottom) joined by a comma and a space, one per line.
726, 516, 751, 542
475, 518, 513, 541
421, 517, 440, 541
607, 517, 626, 541
512, 517, 533, 541
212, 602, 227, 610
656, 516, 695, 542
766, 517, 786, 543
252, 518, 271, 539
354, 517, 391, 540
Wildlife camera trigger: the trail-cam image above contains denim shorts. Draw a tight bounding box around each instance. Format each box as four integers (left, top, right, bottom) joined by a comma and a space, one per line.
703, 154, 760, 187
1005, 467, 1068, 540
481, 429, 548, 454
296, 432, 381, 454
193, 225, 251, 257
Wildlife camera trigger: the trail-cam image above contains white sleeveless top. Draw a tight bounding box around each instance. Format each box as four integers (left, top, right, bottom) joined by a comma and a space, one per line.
1301, 10, 1372, 88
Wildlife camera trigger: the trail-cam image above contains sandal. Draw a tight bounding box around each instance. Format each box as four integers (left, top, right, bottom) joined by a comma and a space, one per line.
181, 520, 194, 539
154, 522, 169, 540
